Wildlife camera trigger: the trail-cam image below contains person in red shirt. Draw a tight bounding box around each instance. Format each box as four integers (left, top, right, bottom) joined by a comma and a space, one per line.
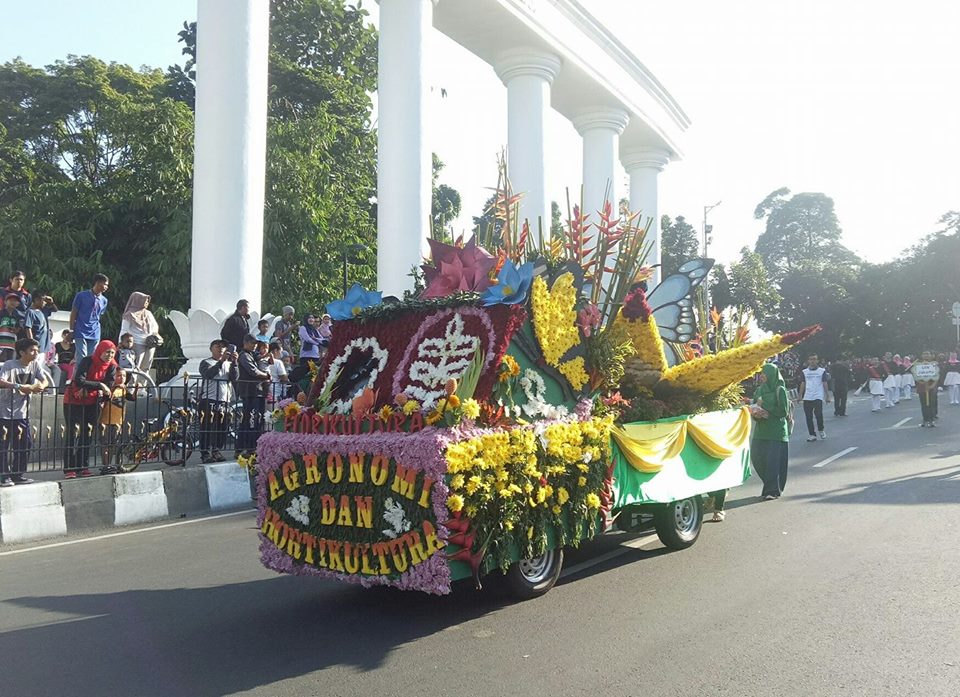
63, 340, 116, 478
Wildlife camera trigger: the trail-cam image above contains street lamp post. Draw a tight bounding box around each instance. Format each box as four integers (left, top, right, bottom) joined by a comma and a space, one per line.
701, 201, 721, 316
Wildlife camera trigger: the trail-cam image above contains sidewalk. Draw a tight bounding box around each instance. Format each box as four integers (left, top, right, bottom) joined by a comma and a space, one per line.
0, 457, 254, 545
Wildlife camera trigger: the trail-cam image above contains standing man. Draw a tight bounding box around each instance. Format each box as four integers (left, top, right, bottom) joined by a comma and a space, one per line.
2, 271, 32, 332
830, 359, 851, 416
236, 333, 270, 458
220, 299, 251, 351
198, 340, 239, 463
912, 351, 941, 427
69, 274, 110, 363
0, 338, 49, 486
798, 353, 831, 442
272, 305, 297, 362
26, 291, 57, 367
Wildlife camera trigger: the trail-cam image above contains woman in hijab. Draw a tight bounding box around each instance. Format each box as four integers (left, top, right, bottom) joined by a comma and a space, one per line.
63, 340, 117, 478
752, 362, 791, 500
119, 291, 162, 381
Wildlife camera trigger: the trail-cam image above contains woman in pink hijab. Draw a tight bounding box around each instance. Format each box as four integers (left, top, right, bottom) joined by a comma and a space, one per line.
119, 291, 162, 381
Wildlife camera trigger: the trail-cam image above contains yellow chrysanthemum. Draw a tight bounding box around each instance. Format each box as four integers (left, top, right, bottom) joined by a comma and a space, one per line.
447, 494, 464, 512
578, 476, 587, 487
585, 493, 601, 509
558, 356, 590, 391
531, 274, 581, 367
402, 400, 420, 416
450, 474, 465, 490
557, 487, 570, 504
462, 398, 481, 419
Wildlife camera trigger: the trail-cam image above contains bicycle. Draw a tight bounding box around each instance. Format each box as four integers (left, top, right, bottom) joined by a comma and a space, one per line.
112, 399, 195, 473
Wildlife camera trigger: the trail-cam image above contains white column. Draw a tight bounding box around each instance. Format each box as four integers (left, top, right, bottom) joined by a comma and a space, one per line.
377, 0, 436, 297
622, 146, 670, 286
572, 108, 629, 224
190, 0, 270, 313
494, 49, 562, 236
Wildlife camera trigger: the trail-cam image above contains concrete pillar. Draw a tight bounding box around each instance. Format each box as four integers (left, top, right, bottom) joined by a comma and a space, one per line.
376, 0, 436, 297
622, 146, 670, 286
190, 0, 270, 313
572, 108, 629, 225
494, 48, 562, 236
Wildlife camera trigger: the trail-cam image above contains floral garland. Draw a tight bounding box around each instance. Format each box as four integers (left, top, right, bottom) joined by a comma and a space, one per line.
444, 413, 614, 572
530, 273, 588, 391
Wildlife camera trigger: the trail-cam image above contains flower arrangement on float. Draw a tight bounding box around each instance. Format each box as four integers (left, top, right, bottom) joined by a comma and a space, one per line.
254, 159, 819, 595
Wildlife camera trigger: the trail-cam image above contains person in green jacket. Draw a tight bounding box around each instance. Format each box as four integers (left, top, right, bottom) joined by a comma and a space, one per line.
752, 362, 791, 500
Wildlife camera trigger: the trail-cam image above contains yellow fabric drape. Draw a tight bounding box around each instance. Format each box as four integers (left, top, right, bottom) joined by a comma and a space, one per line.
611, 407, 751, 474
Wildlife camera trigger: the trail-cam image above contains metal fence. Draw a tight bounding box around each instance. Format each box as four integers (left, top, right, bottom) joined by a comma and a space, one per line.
0, 371, 279, 478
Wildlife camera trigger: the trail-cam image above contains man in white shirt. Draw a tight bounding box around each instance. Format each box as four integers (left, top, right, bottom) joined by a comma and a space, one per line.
798, 354, 831, 442
0, 338, 49, 485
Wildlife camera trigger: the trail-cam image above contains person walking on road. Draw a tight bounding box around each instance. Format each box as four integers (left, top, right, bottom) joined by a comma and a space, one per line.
752, 363, 791, 500
798, 354, 830, 441
942, 353, 960, 405
830, 359, 851, 416
866, 358, 886, 412
912, 351, 941, 427
881, 352, 899, 407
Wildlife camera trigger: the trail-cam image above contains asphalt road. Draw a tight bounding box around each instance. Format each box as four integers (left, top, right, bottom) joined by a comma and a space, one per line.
2, 395, 959, 697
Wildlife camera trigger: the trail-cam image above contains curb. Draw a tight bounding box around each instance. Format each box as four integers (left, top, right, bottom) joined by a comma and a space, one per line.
0, 462, 252, 545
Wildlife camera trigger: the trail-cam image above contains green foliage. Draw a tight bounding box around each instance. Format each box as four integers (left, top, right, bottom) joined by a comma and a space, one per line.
728, 247, 780, 323
430, 153, 461, 244
0, 0, 382, 353
660, 214, 700, 277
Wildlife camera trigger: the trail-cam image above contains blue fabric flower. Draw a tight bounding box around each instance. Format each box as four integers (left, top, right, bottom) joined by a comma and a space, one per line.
326, 283, 383, 320
480, 261, 534, 306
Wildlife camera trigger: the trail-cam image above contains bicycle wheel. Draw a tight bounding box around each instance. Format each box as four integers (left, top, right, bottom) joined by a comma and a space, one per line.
161, 438, 192, 466
116, 443, 146, 473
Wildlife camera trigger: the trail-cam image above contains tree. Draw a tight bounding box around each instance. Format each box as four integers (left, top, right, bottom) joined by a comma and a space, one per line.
431, 153, 461, 243
660, 214, 700, 276
0, 56, 195, 338
728, 247, 780, 324
709, 264, 733, 312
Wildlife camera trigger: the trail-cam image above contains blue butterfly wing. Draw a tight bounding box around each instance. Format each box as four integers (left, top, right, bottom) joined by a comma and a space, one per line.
647, 258, 714, 344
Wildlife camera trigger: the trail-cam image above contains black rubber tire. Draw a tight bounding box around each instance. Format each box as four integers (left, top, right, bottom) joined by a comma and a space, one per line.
116, 444, 142, 473
161, 440, 191, 467
504, 547, 564, 600
653, 496, 703, 550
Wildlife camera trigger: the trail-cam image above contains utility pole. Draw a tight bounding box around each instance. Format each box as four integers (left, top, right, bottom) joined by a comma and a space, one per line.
701, 201, 721, 317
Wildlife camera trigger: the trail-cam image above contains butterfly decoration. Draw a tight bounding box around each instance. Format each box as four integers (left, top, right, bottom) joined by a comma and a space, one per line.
645, 258, 714, 344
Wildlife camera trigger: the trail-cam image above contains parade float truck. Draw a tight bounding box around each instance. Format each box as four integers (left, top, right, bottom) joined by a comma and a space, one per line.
253, 205, 818, 598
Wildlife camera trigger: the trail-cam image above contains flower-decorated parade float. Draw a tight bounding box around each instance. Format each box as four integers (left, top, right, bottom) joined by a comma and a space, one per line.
254, 196, 818, 599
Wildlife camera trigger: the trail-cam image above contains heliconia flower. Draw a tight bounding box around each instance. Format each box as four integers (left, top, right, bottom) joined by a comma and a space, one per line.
421, 236, 496, 298
632, 266, 655, 283
326, 283, 383, 320
621, 287, 653, 321
480, 260, 534, 306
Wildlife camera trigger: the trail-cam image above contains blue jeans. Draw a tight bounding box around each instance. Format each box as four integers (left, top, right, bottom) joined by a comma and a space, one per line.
74, 337, 99, 363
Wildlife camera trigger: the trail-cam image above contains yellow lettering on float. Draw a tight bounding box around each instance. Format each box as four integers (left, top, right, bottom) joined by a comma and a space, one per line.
276, 522, 289, 551
286, 529, 302, 560
327, 540, 345, 572
336, 495, 353, 527
418, 476, 434, 509
343, 543, 360, 574
268, 471, 284, 501
316, 538, 328, 568
372, 542, 391, 574
302, 533, 316, 565
391, 463, 417, 500
348, 453, 366, 483
261, 509, 281, 544
320, 495, 337, 525
370, 454, 390, 486
422, 520, 445, 555
326, 452, 344, 483
404, 531, 428, 566
281, 459, 300, 492
389, 539, 409, 573
354, 496, 373, 529
303, 454, 321, 484
360, 545, 378, 575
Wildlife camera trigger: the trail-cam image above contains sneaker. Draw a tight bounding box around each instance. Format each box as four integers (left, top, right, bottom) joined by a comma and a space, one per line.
929, 421, 937, 427
0, 477, 14, 487
11, 474, 34, 485
64, 471, 77, 479
79, 468, 93, 478
100, 466, 119, 475
818, 431, 826, 440
921, 422, 929, 427
806, 435, 817, 442
200, 451, 213, 464
763, 494, 778, 501
711, 511, 726, 522
212, 450, 226, 462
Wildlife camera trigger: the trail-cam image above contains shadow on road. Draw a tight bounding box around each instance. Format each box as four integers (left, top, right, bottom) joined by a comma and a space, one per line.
789, 463, 960, 507
3, 576, 519, 696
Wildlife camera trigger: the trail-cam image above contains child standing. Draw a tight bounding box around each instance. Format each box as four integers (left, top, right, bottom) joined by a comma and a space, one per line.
912, 351, 941, 427
99, 369, 127, 474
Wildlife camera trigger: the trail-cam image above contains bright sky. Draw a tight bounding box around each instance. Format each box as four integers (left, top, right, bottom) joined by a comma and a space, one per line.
4, 0, 958, 265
